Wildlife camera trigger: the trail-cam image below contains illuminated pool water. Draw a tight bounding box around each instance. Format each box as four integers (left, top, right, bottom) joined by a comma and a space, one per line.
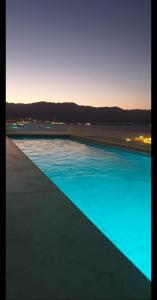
12, 137, 151, 280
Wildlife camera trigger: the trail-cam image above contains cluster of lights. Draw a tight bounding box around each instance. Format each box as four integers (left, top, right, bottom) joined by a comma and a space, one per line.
125, 136, 151, 144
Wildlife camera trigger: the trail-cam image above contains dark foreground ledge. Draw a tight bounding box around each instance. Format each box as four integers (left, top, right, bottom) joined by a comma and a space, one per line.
6, 138, 151, 300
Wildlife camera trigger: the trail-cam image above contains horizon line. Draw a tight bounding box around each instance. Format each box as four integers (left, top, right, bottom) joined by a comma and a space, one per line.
6, 101, 151, 110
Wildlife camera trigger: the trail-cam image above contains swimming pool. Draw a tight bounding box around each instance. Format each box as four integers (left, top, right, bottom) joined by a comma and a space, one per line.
12, 137, 151, 280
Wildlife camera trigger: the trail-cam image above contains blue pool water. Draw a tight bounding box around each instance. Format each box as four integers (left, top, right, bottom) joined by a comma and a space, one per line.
12, 137, 151, 280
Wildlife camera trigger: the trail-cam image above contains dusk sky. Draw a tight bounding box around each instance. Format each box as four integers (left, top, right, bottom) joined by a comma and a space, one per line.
6, 0, 151, 109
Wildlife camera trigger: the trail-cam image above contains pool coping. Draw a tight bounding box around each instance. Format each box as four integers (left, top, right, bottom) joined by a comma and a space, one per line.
69, 135, 151, 156
6, 137, 151, 299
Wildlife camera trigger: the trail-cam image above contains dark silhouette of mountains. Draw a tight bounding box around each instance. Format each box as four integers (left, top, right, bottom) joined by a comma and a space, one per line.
6, 102, 151, 125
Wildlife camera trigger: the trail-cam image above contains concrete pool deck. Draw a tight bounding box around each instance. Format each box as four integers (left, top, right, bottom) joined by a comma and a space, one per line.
6, 137, 151, 300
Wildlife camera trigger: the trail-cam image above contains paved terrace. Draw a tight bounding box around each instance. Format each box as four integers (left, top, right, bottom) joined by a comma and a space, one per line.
6, 124, 151, 154
6, 137, 151, 299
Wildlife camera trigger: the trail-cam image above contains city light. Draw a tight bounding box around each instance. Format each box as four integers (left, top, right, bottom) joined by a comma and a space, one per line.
125, 136, 151, 144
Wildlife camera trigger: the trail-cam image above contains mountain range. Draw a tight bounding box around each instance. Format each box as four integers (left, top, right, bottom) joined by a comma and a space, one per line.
6, 102, 151, 125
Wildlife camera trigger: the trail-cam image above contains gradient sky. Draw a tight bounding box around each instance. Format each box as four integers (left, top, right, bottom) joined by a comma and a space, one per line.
6, 0, 151, 109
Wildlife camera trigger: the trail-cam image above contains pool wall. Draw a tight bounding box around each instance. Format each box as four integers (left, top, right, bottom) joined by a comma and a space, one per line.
6, 137, 151, 299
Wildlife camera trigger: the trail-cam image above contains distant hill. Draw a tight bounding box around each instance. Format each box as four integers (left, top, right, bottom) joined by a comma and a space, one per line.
6, 102, 151, 125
